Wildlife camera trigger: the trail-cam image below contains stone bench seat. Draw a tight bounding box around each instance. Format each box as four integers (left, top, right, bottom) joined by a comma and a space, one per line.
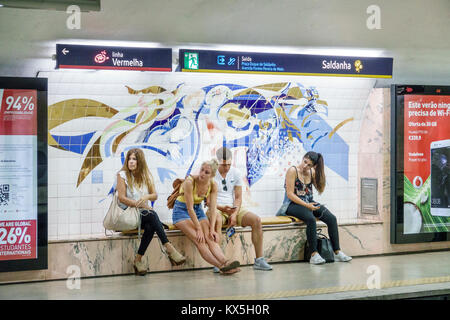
2, 218, 382, 283
120, 215, 305, 235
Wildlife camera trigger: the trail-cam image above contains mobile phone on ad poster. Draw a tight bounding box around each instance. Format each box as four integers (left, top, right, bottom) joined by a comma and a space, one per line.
430, 139, 450, 217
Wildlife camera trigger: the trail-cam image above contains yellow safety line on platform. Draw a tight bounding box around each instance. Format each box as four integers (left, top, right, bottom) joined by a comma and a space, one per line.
200, 275, 450, 300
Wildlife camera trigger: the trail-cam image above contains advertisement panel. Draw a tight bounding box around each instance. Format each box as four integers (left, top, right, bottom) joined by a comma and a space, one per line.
0, 89, 38, 260
0, 77, 47, 272
403, 95, 450, 234
391, 85, 450, 243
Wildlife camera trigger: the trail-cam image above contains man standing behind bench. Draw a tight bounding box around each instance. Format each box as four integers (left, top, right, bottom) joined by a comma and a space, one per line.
206, 147, 273, 271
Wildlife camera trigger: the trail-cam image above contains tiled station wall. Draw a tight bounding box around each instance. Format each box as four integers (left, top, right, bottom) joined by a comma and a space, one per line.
42, 71, 376, 239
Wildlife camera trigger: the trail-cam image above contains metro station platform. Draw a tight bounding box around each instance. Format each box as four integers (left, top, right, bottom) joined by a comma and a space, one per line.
0, 250, 448, 300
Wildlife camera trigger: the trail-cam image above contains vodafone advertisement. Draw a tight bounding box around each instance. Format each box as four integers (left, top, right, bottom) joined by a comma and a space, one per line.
403, 95, 450, 234
0, 89, 38, 260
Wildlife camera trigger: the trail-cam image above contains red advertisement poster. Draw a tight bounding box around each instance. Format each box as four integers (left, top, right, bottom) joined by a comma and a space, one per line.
403, 95, 450, 234
0, 220, 36, 260
0, 89, 37, 135
0, 89, 38, 261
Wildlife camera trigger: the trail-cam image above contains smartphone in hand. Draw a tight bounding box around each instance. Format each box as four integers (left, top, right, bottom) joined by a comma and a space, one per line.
226, 227, 235, 238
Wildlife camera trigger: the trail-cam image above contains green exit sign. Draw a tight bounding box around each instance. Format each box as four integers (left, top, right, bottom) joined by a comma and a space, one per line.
184, 52, 199, 70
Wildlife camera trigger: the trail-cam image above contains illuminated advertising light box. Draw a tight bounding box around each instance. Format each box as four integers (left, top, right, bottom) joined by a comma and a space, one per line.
0, 77, 47, 272
391, 85, 450, 244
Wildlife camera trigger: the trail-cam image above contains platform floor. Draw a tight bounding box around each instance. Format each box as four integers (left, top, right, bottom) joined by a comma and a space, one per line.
0, 251, 449, 300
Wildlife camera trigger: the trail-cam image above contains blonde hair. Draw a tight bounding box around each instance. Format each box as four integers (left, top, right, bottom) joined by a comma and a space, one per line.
121, 148, 155, 193
201, 159, 219, 178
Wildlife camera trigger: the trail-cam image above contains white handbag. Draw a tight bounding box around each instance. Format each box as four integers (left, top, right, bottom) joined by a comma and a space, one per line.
103, 192, 140, 232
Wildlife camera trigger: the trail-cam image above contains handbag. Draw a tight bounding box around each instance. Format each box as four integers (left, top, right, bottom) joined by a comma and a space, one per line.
103, 192, 140, 232
304, 228, 335, 263
276, 192, 291, 216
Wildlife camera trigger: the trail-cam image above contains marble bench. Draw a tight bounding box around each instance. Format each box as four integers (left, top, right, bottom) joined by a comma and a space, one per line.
114, 215, 323, 275
120, 215, 305, 235
0, 217, 384, 284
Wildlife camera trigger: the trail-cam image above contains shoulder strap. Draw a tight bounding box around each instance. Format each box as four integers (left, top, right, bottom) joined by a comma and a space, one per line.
208, 179, 214, 194
180, 175, 195, 195
188, 175, 195, 189
284, 166, 298, 189
292, 166, 299, 180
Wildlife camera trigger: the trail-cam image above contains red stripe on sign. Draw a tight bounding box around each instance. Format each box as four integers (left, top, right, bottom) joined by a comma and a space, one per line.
59, 65, 172, 72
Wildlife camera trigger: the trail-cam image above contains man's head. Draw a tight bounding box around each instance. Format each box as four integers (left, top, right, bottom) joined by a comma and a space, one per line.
216, 147, 232, 174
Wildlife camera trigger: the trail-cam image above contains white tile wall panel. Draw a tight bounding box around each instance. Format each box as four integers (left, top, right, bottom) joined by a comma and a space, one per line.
40, 70, 376, 239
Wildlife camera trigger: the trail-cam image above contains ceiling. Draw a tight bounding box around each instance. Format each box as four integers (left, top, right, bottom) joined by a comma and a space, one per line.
0, 0, 449, 86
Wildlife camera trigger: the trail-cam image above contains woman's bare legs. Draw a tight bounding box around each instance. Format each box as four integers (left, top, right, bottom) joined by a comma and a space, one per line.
175, 219, 225, 268
199, 219, 229, 263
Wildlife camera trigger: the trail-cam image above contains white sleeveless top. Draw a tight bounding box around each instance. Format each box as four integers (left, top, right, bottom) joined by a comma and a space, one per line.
117, 170, 149, 209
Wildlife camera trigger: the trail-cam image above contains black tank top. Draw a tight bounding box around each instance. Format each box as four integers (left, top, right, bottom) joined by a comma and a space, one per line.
291, 166, 314, 203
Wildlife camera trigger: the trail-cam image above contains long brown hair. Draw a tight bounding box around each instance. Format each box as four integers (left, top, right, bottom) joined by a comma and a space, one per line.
304, 151, 326, 194
121, 148, 155, 193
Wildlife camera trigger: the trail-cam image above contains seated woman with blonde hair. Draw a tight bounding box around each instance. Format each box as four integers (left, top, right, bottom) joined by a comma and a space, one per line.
172, 159, 240, 274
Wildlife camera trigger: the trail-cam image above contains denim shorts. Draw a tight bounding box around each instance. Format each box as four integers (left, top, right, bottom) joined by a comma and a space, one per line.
172, 200, 207, 224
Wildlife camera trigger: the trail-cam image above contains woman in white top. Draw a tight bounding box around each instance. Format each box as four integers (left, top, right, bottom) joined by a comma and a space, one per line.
116, 148, 185, 275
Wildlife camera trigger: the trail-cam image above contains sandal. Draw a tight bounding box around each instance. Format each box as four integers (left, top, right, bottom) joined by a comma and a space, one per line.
221, 267, 241, 275
219, 260, 240, 273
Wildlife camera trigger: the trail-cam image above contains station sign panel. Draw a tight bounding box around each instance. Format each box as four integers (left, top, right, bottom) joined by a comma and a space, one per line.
180, 49, 393, 78
56, 44, 172, 72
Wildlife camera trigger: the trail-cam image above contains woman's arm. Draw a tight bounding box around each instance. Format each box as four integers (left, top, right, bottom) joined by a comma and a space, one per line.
183, 177, 205, 243
134, 181, 157, 209
208, 181, 218, 233
285, 167, 318, 211
140, 181, 158, 203
183, 178, 201, 227
116, 174, 140, 208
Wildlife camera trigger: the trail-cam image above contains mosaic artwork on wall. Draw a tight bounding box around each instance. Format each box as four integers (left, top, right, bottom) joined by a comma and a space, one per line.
44, 70, 373, 238
48, 82, 352, 193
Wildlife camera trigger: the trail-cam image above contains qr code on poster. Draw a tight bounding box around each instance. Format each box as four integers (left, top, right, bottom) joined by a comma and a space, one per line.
0, 184, 9, 206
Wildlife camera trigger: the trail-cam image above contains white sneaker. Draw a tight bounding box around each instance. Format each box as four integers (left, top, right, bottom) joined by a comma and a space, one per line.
334, 251, 352, 262
213, 266, 220, 273
253, 257, 273, 271
309, 253, 326, 265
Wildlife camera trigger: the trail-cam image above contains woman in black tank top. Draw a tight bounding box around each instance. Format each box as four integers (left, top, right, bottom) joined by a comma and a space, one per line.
292, 166, 314, 204
284, 151, 352, 265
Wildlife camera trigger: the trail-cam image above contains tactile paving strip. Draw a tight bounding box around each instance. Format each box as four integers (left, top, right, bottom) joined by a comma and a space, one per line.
201, 275, 450, 300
